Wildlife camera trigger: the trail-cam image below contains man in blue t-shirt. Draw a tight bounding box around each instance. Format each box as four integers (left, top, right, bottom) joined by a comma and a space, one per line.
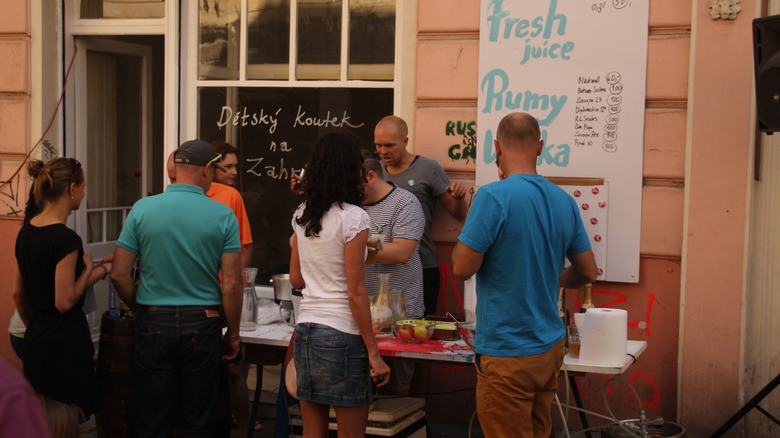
452, 113, 597, 438
112, 139, 242, 437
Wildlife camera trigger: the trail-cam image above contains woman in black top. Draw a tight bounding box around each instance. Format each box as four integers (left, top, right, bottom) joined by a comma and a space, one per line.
12, 157, 113, 422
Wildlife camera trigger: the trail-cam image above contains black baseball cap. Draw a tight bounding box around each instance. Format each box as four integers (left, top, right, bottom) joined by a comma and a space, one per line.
174, 140, 227, 172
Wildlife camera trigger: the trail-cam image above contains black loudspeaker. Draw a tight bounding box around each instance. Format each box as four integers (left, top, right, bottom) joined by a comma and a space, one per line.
753, 15, 780, 134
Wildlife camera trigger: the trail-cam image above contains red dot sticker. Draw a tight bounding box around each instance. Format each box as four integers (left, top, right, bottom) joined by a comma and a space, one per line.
594, 234, 602, 242
592, 187, 600, 195
598, 268, 604, 275
581, 203, 589, 210
590, 217, 598, 225
598, 200, 606, 208
573, 190, 581, 197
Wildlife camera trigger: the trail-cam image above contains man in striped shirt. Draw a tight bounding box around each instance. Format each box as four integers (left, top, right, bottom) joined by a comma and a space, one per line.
362, 155, 425, 395
361, 156, 425, 319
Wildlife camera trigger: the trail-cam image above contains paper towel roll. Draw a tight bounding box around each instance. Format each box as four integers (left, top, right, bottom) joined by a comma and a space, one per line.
463, 275, 477, 322
578, 308, 627, 367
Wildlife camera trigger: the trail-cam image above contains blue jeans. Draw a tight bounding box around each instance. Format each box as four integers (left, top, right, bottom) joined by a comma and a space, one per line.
134, 307, 223, 438
293, 323, 371, 406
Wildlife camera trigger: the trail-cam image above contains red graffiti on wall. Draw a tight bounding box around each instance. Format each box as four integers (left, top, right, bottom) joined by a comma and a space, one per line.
572, 287, 657, 337
602, 372, 661, 409
438, 262, 665, 411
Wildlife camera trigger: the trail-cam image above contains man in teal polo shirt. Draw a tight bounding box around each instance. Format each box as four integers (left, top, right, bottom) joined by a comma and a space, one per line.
112, 139, 242, 438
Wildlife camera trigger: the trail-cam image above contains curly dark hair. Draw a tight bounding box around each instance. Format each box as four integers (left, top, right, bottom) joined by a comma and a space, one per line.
296, 132, 365, 237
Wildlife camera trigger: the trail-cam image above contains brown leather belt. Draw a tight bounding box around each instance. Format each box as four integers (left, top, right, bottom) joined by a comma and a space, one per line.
138, 305, 220, 312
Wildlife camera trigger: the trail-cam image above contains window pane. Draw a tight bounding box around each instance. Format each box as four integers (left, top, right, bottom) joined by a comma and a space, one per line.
348, 0, 394, 81
87, 211, 103, 244
297, 0, 342, 80
199, 0, 242, 80
81, 0, 165, 19
106, 209, 123, 242
247, 0, 291, 80
198, 86, 394, 284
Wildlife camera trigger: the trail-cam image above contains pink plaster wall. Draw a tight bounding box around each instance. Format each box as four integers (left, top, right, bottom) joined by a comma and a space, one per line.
0, 0, 29, 34
0, 0, 30, 369
415, 106, 478, 173
0, 99, 31, 154
643, 109, 687, 180
416, 0, 692, 430
0, 40, 30, 93
680, 2, 756, 433
418, 0, 480, 32
646, 34, 691, 100
649, 0, 692, 28
416, 39, 479, 101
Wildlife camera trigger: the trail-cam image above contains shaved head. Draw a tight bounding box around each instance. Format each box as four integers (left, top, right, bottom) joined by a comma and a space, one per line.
496, 113, 541, 150
376, 115, 408, 139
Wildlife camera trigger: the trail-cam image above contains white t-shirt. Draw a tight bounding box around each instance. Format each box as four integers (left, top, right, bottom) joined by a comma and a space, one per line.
292, 202, 370, 335
8, 310, 25, 334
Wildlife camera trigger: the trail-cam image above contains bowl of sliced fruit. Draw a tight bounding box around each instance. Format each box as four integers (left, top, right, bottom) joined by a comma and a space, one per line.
393, 319, 436, 344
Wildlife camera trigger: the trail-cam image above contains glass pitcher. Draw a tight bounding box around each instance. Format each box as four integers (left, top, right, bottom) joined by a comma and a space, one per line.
374, 274, 407, 332
388, 289, 408, 328
240, 268, 258, 331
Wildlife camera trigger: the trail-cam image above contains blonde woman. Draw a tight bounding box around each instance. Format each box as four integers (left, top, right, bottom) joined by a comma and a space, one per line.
13, 157, 112, 425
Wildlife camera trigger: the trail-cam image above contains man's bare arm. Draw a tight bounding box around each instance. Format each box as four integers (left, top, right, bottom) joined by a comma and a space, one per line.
111, 247, 139, 310
559, 249, 598, 289
451, 241, 484, 280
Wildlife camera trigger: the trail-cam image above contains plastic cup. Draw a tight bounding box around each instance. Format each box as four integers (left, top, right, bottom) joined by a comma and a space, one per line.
365, 234, 383, 265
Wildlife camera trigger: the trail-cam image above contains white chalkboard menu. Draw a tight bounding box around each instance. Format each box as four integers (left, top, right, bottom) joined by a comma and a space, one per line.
476, 0, 649, 282
199, 87, 394, 284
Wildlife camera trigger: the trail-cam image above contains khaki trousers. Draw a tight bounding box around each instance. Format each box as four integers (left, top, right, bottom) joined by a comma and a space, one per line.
475, 339, 565, 438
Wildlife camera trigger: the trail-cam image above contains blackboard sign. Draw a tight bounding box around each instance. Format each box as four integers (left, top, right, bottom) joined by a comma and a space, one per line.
199, 87, 394, 284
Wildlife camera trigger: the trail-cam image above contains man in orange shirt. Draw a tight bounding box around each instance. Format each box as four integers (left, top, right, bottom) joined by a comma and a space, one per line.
208, 141, 258, 434
208, 141, 253, 268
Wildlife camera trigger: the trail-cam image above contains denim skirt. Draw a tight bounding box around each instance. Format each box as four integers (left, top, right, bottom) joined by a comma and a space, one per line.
293, 322, 372, 406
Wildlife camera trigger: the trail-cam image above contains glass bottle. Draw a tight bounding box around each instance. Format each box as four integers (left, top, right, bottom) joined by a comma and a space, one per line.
388, 289, 408, 328
580, 282, 594, 313
374, 273, 393, 332
240, 268, 259, 331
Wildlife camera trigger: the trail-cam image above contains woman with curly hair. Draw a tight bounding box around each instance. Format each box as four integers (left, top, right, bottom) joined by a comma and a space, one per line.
12, 157, 113, 431
289, 132, 391, 436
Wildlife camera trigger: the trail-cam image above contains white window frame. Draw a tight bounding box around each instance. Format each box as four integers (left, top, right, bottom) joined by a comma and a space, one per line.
178, 0, 417, 145
63, 0, 180, 175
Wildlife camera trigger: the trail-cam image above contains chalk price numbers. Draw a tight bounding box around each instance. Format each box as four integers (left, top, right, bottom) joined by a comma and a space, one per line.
591, 0, 631, 13
573, 70, 624, 153
602, 71, 623, 153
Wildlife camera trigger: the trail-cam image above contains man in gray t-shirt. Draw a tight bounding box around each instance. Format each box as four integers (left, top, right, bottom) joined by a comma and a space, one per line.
374, 115, 468, 316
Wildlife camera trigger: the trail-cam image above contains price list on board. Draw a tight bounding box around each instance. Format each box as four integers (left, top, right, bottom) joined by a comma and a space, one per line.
574, 71, 624, 154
